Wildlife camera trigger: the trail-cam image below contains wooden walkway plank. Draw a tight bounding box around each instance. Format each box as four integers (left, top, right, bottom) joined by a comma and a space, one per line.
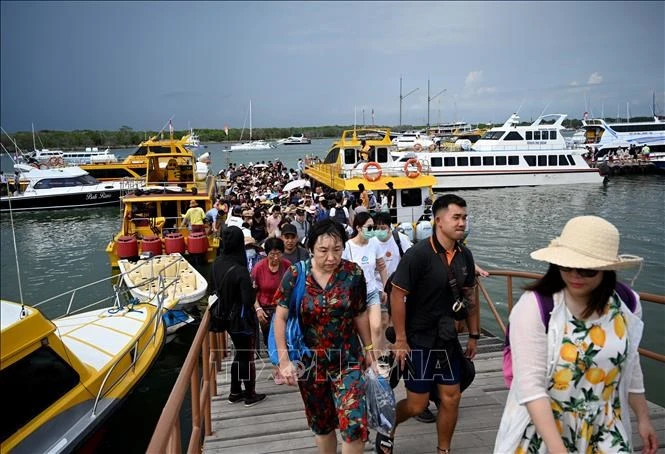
204, 346, 665, 453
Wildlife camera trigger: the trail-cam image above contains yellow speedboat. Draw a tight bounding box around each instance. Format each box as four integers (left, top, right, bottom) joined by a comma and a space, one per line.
79, 133, 198, 181
0, 294, 165, 453
304, 128, 435, 235
106, 145, 220, 267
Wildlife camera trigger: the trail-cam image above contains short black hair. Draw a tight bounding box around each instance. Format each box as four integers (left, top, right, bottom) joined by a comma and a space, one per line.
307, 219, 347, 252
432, 194, 467, 216
358, 183, 365, 191
352, 211, 372, 233
373, 212, 392, 227
263, 237, 285, 254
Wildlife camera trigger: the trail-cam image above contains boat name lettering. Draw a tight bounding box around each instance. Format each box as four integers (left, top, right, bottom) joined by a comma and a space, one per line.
86, 192, 112, 200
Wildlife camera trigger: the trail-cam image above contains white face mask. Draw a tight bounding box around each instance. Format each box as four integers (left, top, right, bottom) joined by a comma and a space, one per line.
246, 248, 257, 260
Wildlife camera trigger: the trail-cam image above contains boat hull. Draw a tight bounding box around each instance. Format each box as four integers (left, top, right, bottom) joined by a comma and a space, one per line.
1, 188, 122, 212
431, 168, 603, 190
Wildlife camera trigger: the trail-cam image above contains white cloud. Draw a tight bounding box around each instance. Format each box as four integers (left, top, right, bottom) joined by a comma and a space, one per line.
465, 70, 484, 87
587, 72, 603, 84
477, 86, 497, 95
570, 81, 579, 86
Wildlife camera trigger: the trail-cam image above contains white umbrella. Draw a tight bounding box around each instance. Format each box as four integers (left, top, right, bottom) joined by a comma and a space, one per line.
282, 179, 311, 192
253, 163, 268, 169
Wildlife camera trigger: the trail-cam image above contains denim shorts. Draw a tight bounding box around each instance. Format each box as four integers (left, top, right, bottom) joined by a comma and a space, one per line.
366, 290, 381, 308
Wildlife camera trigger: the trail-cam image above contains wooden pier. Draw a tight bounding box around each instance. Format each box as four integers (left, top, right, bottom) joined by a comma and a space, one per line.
203, 334, 665, 453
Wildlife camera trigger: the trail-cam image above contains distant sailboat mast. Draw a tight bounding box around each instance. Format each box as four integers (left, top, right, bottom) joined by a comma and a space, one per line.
249, 99, 253, 142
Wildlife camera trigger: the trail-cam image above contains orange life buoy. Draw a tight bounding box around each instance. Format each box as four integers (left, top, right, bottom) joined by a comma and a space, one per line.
413, 143, 423, 152
404, 158, 422, 178
362, 161, 382, 182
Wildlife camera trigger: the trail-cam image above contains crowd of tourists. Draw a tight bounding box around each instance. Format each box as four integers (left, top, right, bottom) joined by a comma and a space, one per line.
206, 159, 658, 454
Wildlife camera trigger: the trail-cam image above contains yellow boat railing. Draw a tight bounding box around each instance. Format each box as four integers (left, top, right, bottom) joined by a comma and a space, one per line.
147, 270, 665, 453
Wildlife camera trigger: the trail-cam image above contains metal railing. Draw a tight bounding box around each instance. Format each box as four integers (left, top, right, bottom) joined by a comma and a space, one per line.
147, 308, 228, 453
148, 269, 665, 452
477, 269, 665, 363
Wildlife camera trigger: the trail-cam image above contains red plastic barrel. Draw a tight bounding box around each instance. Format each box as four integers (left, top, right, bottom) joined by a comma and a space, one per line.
117, 235, 138, 259
164, 233, 186, 254
141, 235, 162, 256
187, 232, 209, 254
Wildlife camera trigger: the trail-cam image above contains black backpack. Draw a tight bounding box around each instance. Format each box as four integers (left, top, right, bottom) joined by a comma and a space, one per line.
331, 206, 348, 225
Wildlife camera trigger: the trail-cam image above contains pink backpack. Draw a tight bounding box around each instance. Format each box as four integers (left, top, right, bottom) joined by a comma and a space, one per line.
502, 282, 637, 388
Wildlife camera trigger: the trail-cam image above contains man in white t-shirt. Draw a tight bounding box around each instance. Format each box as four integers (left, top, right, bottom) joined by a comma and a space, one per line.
372, 212, 412, 289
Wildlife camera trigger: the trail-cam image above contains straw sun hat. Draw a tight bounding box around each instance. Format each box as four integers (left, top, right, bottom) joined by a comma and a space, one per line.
530, 216, 642, 271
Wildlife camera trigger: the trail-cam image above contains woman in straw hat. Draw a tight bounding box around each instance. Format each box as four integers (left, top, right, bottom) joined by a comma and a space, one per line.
494, 216, 658, 454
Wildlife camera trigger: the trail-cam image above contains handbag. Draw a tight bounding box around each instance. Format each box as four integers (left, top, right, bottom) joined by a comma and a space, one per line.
268, 261, 312, 365
437, 252, 468, 321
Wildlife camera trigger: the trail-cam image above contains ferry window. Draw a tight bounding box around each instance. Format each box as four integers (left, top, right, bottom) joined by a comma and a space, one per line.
567, 155, 575, 165
496, 156, 507, 165
400, 188, 422, 207
376, 148, 388, 163
534, 131, 541, 140
483, 131, 504, 140
324, 148, 339, 164
548, 155, 558, 166
78, 175, 98, 185
526, 131, 532, 140
508, 156, 519, 165
133, 146, 148, 156
504, 131, 523, 141
550, 131, 557, 140
524, 155, 536, 166
558, 155, 569, 165
444, 157, 455, 167
343, 148, 356, 165
0, 346, 80, 443
470, 156, 481, 166
150, 146, 173, 154
456, 157, 469, 166
431, 157, 442, 167
542, 131, 550, 140
483, 156, 494, 165
538, 156, 547, 166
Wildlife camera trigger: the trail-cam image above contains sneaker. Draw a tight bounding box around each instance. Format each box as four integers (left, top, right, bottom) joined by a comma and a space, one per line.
227, 391, 246, 404
414, 407, 436, 423
244, 393, 267, 407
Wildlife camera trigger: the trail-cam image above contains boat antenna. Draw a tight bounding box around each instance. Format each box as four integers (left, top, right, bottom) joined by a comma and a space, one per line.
538, 101, 551, 119
515, 100, 524, 115
1, 145, 26, 315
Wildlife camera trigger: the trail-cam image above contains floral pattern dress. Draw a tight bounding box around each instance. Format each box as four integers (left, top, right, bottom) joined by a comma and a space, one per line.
274, 259, 368, 442
516, 296, 631, 453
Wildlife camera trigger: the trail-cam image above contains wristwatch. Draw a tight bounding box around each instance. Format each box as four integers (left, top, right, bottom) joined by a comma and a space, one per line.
468, 333, 481, 340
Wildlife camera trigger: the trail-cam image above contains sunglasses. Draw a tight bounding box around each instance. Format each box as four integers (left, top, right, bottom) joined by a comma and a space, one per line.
558, 266, 600, 278
363, 225, 376, 231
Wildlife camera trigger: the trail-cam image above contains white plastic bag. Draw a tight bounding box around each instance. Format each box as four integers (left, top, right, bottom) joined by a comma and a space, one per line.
364, 368, 396, 436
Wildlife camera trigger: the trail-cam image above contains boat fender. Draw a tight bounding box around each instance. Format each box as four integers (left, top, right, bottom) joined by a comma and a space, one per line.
362, 161, 382, 182
403, 158, 422, 178
413, 143, 423, 152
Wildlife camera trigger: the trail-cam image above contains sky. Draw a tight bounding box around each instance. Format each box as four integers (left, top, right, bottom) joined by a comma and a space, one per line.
1, 1, 663, 132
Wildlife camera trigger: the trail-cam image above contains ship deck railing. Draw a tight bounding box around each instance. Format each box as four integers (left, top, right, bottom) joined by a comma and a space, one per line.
147, 270, 665, 453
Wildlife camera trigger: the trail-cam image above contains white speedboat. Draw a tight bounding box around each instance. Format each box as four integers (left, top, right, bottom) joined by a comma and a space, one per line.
280, 133, 312, 145
392, 130, 438, 151
579, 117, 665, 152
471, 113, 571, 152
229, 100, 275, 151
0, 164, 138, 212
117, 253, 208, 309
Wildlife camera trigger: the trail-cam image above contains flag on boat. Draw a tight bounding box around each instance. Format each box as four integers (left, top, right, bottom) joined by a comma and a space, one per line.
583, 112, 589, 121
224, 124, 229, 136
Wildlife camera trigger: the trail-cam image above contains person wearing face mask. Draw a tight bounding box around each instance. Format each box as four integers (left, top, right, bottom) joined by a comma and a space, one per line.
342, 212, 389, 373
242, 228, 265, 273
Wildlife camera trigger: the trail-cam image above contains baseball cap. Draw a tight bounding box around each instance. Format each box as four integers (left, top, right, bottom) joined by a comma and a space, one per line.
281, 223, 298, 237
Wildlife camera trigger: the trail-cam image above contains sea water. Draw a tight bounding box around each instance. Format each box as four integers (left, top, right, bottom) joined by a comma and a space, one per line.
1, 139, 663, 451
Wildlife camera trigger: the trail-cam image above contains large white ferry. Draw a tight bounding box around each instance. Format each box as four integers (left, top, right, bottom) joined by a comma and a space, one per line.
579, 117, 665, 152
389, 113, 602, 189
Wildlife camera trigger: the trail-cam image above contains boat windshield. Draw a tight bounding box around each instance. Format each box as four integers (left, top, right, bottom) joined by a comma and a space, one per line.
482, 131, 505, 140
33, 175, 100, 189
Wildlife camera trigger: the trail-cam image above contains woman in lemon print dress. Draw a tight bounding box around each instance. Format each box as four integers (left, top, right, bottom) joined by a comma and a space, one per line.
494, 216, 658, 454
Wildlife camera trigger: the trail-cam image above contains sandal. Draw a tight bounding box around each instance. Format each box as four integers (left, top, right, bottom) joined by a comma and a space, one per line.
437, 448, 450, 453
375, 432, 394, 454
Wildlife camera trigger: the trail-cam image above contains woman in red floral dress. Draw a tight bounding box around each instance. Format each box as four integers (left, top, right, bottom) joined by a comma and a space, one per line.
273, 219, 375, 454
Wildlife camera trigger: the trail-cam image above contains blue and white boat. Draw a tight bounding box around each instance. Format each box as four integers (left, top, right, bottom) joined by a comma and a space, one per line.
580, 117, 665, 152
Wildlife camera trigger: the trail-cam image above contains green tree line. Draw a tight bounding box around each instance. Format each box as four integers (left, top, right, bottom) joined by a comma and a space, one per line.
1, 117, 655, 151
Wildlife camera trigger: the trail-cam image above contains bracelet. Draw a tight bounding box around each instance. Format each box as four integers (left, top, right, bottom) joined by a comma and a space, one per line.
364, 343, 374, 351
468, 333, 481, 340
255, 306, 263, 312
